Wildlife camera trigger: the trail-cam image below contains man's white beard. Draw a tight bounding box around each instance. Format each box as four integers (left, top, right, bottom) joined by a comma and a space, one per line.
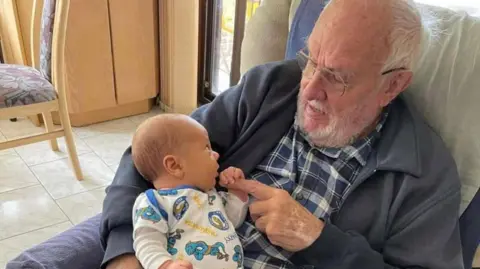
297, 98, 377, 148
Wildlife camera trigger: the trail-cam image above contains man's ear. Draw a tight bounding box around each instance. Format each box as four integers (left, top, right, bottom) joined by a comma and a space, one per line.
163, 155, 184, 178
379, 70, 413, 107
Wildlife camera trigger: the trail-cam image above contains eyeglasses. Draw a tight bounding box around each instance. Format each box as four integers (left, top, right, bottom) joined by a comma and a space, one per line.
296, 49, 407, 96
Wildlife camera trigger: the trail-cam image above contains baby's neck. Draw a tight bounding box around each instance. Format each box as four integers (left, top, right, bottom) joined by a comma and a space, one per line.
152, 176, 189, 190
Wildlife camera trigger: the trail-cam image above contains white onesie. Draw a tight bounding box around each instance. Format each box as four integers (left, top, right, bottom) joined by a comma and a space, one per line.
132, 185, 248, 269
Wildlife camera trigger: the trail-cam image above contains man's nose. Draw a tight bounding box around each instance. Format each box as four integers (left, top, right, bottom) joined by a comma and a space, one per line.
302, 76, 328, 101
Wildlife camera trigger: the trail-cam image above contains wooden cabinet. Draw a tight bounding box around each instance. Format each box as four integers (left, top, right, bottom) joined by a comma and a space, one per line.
0, 0, 159, 126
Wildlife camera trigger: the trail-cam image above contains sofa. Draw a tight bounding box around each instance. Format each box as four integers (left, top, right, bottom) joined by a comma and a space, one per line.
7, 0, 480, 268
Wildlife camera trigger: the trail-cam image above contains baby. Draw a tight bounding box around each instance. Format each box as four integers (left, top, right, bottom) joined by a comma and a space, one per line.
131, 114, 249, 269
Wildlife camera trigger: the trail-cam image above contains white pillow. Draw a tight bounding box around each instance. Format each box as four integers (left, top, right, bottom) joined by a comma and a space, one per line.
405, 4, 480, 214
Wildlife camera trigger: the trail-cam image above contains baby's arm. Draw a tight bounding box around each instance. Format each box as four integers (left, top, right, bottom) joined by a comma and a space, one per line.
133, 191, 191, 269
219, 167, 249, 228
218, 191, 249, 228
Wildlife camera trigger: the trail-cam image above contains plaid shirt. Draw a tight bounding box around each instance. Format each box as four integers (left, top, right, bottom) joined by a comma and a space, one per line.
238, 111, 388, 269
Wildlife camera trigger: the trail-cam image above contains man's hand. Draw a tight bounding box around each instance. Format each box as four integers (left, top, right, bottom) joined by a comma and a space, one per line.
219, 166, 249, 202
235, 180, 324, 252
106, 254, 142, 269
159, 260, 193, 269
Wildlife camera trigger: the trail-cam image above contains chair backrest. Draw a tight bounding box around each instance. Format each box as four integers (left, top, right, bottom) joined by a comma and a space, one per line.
403, 5, 480, 214
38, 0, 56, 82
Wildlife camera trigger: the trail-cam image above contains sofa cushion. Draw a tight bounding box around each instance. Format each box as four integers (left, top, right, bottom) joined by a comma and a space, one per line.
404, 5, 480, 214
285, 0, 328, 60
0, 64, 57, 109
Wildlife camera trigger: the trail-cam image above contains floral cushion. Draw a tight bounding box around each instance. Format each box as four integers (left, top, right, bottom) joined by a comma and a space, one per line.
0, 64, 57, 109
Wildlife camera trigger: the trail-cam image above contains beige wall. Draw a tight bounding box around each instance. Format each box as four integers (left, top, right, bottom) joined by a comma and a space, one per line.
0, 0, 27, 64
158, 0, 199, 115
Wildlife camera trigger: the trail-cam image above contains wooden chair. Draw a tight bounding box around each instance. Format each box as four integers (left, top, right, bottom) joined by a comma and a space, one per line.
0, 0, 83, 180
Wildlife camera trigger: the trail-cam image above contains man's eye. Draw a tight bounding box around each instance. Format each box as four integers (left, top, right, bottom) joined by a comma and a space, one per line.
324, 71, 345, 84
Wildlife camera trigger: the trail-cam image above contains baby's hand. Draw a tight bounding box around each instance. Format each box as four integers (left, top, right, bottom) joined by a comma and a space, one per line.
219, 167, 248, 202
219, 167, 245, 187
159, 260, 193, 269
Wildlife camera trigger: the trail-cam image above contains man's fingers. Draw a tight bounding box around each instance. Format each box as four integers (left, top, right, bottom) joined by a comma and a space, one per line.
249, 200, 270, 219
232, 180, 276, 200
254, 215, 268, 233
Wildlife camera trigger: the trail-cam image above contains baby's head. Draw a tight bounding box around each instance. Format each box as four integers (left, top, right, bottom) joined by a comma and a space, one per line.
132, 114, 219, 191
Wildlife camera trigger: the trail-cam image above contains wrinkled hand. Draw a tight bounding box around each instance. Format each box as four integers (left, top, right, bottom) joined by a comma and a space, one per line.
234, 180, 324, 252
159, 260, 193, 269
219, 167, 249, 202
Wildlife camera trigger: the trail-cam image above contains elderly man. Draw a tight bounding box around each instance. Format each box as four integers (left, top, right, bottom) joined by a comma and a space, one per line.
100, 0, 463, 268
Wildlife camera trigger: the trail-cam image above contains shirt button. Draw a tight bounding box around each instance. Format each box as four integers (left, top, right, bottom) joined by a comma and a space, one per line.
296, 193, 305, 201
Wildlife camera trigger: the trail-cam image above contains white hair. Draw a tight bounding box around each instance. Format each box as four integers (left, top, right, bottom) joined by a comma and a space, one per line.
383, 0, 438, 72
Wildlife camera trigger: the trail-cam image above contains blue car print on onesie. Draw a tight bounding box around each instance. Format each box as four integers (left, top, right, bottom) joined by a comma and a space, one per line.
166, 229, 184, 255
135, 206, 161, 223
232, 245, 243, 268
172, 196, 189, 220
208, 211, 229, 230
208, 195, 216, 205
185, 241, 229, 261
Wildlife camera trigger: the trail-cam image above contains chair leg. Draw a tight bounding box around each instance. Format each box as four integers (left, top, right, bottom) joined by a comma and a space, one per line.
42, 112, 59, 151
57, 108, 83, 181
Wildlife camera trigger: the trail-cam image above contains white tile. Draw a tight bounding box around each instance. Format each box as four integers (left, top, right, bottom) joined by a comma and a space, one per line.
83, 132, 133, 167
128, 106, 163, 126
0, 222, 72, 269
0, 155, 39, 194
30, 153, 114, 199
14, 134, 92, 166
56, 188, 106, 225
0, 185, 68, 240
0, 133, 17, 157
73, 117, 138, 139
0, 118, 46, 139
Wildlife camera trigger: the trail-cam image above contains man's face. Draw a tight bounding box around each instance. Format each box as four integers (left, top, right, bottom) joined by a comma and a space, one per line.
297, 1, 404, 148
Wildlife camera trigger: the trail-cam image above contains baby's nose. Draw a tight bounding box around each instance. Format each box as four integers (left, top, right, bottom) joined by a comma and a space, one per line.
212, 151, 219, 160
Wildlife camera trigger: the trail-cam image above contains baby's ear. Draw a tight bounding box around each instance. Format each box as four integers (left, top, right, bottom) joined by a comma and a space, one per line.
163, 155, 184, 178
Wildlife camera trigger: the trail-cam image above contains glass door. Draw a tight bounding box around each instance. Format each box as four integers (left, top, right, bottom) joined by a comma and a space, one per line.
198, 0, 262, 103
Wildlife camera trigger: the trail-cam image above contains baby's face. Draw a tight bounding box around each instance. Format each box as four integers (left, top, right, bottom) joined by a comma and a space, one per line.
180, 124, 219, 192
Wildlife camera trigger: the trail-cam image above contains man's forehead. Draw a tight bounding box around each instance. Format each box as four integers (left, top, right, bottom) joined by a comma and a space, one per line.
309, 0, 392, 69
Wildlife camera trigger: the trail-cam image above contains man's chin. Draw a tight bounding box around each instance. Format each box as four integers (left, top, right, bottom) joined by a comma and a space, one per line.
301, 116, 329, 133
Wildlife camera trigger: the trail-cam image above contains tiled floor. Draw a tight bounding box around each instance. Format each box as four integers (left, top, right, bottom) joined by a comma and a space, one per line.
0, 106, 162, 268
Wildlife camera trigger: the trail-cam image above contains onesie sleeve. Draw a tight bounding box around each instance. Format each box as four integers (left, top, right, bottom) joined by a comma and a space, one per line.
218, 191, 249, 228
132, 190, 171, 269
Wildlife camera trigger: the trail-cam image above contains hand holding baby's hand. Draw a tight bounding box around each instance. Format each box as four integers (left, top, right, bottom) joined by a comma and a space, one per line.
159, 260, 193, 269
219, 167, 245, 187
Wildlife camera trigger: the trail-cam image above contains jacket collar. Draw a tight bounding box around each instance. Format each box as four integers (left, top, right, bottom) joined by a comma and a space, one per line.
374, 95, 422, 178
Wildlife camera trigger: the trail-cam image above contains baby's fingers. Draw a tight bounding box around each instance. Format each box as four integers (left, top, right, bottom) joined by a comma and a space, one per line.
233, 167, 245, 180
